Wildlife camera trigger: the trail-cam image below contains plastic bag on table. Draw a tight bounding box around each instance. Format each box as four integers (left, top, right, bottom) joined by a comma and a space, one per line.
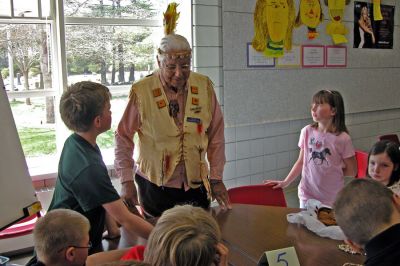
286, 199, 346, 240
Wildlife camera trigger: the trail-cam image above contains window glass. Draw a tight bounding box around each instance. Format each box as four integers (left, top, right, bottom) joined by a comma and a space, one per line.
13, 0, 39, 17
0, 23, 56, 162
64, 0, 157, 19
41, 0, 51, 18
10, 96, 56, 156
0, 0, 192, 178
65, 24, 157, 150
0, 0, 11, 17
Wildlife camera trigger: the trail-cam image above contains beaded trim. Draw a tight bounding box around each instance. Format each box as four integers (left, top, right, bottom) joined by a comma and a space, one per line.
158, 48, 192, 59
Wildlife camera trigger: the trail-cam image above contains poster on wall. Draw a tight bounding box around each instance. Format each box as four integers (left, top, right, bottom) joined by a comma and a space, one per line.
354, 2, 395, 49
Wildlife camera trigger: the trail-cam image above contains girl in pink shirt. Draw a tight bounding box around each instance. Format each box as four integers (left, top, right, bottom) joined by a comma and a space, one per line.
265, 90, 357, 207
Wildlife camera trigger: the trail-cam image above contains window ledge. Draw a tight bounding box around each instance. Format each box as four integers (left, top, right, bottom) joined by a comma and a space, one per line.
29, 148, 118, 190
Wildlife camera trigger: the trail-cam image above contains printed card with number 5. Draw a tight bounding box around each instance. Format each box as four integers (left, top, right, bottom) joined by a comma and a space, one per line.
258, 247, 300, 266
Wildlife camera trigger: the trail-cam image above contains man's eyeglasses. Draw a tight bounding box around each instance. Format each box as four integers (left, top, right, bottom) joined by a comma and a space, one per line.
57, 241, 92, 253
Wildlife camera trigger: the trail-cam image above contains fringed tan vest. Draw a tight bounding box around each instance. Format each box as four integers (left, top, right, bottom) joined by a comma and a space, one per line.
131, 72, 212, 189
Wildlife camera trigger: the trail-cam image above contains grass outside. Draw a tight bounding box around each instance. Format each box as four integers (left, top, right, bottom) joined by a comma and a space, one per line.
10, 95, 129, 157
18, 127, 115, 156
18, 127, 56, 156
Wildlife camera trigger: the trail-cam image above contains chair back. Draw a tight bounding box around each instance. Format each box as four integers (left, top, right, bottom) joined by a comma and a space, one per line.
355, 150, 368, 178
228, 184, 286, 207
0, 212, 41, 239
378, 134, 400, 144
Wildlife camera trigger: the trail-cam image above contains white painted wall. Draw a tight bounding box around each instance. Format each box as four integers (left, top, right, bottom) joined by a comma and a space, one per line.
192, 0, 400, 188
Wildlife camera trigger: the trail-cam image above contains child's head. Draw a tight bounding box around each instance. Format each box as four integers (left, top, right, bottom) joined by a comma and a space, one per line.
33, 209, 91, 266
60, 81, 111, 133
368, 140, 400, 186
311, 90, 347, 133
334, 179, 396, 248
144, 205, 220, 266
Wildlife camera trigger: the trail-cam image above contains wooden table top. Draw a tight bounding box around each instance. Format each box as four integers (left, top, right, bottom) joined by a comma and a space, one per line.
212, 204, 365, 266
103, 204, 365, 266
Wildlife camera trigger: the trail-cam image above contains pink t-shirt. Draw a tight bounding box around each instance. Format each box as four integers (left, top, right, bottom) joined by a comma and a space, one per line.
298, 125, 355, 206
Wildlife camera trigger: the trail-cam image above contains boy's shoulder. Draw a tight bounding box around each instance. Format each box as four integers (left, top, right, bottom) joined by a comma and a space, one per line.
60, 134, 104, 171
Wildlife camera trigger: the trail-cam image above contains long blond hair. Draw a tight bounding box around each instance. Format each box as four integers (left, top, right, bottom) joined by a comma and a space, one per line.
144, 205, 220, 266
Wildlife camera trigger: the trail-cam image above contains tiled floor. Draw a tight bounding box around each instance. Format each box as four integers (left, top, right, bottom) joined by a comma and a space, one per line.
7, 180, 300, 265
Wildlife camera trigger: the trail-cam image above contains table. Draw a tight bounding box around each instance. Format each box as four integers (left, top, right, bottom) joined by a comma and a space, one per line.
103, 204, 365, 266
212, 204, 365, 266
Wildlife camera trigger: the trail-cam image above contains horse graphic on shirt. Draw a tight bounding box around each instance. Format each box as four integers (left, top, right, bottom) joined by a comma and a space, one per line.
309, 147, 331, 165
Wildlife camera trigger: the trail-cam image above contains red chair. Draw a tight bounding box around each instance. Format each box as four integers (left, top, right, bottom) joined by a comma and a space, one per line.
228, 184, 287, 207
378, 134, 400, 144
0, 212, 41, 239
355, 150, 368, 178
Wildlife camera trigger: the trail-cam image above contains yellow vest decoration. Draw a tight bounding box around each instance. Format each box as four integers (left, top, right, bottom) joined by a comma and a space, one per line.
295, 0, 323, 40
252, 0, 295, 58
325, 0, 348, 44
131, 72, 213, 190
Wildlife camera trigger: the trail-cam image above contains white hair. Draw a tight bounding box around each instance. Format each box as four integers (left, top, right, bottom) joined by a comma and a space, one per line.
159, 34, 191, 52
158, 34, 192, 61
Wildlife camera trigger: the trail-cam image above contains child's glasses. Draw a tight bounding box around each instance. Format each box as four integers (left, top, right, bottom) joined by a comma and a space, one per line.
57, 241, 92, 253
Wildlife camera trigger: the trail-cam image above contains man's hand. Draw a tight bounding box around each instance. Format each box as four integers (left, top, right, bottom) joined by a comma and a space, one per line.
121, 181, 139, 207
211, 181, 232, 211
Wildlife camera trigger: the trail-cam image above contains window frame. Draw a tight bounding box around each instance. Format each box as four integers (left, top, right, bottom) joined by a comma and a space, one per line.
0, 0, 191, 182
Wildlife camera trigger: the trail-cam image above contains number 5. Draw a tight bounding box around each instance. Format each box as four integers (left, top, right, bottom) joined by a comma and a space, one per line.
276, 252, 289, 266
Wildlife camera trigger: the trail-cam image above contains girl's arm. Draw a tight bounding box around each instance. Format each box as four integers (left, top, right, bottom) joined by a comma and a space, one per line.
343, 156, 357, 177
264, 148, 304, 189
86, 248, 130, 266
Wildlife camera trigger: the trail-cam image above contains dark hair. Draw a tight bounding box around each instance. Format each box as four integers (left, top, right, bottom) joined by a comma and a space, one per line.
311, 90, 348, 134
60, 81, 110, 132
368, 140, 400, 186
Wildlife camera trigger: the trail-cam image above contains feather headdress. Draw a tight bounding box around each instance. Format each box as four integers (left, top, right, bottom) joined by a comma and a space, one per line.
163, 3, 180, 35
158, 2, 191, 59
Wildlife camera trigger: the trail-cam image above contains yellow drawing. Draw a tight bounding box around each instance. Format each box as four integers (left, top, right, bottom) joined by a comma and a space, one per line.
325, 0, 348, 44
295, 0, 323, 40
252, 0, 295, 58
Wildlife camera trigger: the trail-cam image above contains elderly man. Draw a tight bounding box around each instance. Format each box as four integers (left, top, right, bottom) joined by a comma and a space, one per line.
114, 33, 231, 217
334, 178, 400, 265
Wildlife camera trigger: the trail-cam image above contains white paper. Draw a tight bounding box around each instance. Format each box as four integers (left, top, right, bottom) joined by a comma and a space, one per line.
277, 45, 301, 67
302, 46, 325, 67
326, 46, 347, 67
247, 43, 275, 67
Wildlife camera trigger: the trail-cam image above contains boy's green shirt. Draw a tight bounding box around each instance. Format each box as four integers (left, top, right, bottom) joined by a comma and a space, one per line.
48, 133, 120, 249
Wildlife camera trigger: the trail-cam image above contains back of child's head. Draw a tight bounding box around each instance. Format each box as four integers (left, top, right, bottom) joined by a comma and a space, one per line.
311, 90, 348, 134
368, 140, 400, 186
334, 179, 394, 247
144, 205, 220, 266
60, 81, 110, 132
33, 209, 90, 264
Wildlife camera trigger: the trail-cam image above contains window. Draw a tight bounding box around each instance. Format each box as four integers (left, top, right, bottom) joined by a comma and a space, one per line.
0, 0, 191, 179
